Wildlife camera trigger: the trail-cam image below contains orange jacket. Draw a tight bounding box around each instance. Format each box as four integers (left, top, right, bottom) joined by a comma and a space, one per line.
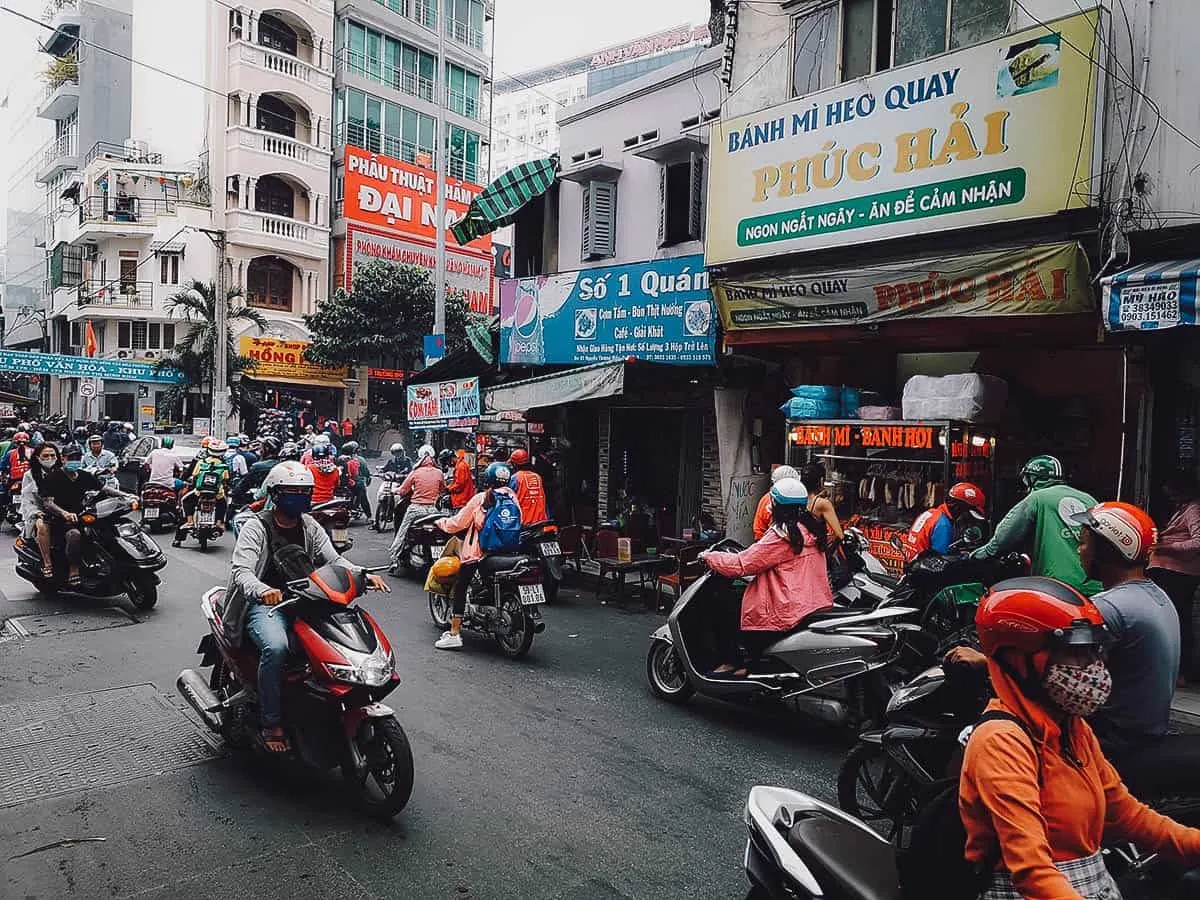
307, 464, 341, 504
512, 469, 547, 525
449, 458, 474, 509
960, 654, 1200, 899
902, 503, 951, 562
753, 493, 772, 541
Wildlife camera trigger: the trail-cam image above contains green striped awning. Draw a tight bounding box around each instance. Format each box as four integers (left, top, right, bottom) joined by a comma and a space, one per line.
451, 155, 559, 245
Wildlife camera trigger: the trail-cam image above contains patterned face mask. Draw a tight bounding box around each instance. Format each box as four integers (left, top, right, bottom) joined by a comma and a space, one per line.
1042, 658, 1112, 717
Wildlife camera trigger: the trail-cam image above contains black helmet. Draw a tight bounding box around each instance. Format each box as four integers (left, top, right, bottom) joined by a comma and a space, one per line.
261, 436, 282, 457
73, 426, 88, 439
279, 441, 301, 461
342, 440, 359, 455
437, 449, 455, 467
63, 444, 83, 461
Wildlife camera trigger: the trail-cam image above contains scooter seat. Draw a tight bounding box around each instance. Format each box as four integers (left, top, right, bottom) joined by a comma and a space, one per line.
787, 816, 901, 900
867, 571, 900, 590
797, 608, 856, 629
478, 555, 528, 575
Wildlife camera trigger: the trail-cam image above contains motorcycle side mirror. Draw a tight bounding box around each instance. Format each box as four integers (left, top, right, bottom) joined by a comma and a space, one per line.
959, 525, 984, 548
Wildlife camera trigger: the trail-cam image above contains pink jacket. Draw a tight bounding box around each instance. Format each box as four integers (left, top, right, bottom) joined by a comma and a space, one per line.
705, 526, 833, 631
400, 459, 445, 505
1151, 500, 1200, 577
436, 487, 517, 564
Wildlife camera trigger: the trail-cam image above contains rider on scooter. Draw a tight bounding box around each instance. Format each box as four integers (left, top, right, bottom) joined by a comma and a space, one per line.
41, 444, 130, 586
143, 436, 180, 489
82, 433, 119, 486
224, 461, 390, 753
0, 431, 32, 520
388, 444, 445, 569
178, 440, 231, 539
902, 481, 987, 562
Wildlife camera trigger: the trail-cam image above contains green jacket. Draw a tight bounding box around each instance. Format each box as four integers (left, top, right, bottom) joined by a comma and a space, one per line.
974, 483, 1103, 595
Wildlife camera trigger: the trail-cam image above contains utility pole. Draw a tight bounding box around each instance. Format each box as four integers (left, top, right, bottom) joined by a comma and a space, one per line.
433, 0, 448, 339
199, 229, 228, 432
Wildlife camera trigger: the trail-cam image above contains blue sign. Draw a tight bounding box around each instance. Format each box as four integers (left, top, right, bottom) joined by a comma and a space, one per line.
499, 254, 716, 366
424, 334, 446, 363
1104, 261, 1199, 332
0, 349, 186, 383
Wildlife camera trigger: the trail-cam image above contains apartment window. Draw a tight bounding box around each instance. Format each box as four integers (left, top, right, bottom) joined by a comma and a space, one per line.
247, 257, 295, 310
793, 2, 839, 97
69, 321, 83, 348
255, 175, 295, 218
146, 322, 176, 351
50, 242, 84, 289
533, 129, 548, 145
446, 63, 482, 119
257, 94, 297, 137
117, 320, 132, 349
159, 253, 179, 285
119, 251, 139, 292
839, 0, 1008, 81
444, 0, 484, 49
581, 180, 617, 260
446, 125, 482, 182
658, 153, 705, 247
258, 13, 298, 56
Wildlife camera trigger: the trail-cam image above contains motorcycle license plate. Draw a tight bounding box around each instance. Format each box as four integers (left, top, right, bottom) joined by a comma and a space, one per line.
518, 584, 545, 606
143, 507, 159, 520
432, 544, 446, 557
538, 542, 562, 557
333, 528, 349, 544
197, 510, 216, 526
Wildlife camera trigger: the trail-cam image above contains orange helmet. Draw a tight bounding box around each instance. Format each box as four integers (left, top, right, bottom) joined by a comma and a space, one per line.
509, 448, 530, 467
1070, 501, 1156, 563
976, 577, 1109, 657
947, 481, 986, 518
431, 556, 461, 581
12, 432, 29, 444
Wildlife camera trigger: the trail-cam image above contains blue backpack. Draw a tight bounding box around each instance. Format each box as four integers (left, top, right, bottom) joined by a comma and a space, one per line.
479, 492, 522, 553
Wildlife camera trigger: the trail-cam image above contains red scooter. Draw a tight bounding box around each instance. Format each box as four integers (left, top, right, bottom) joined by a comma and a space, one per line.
176, 548, 413, 819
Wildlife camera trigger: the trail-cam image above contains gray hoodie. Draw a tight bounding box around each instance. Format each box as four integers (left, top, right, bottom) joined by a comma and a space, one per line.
223, 512, 354, 646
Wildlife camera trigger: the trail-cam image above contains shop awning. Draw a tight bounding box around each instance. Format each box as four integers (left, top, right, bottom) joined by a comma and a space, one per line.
1101, 258, 1200, 332
484, 360, 625, 413
246, 374, 345, 390
3, 319, 45, 349
451, 156, 559, 245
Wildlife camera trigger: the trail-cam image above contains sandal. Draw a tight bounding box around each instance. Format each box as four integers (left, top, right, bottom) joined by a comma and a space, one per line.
731, 667, 750, 678
40, 565, 54, 579
66, 573, 83, 588
260, 727, 289, 754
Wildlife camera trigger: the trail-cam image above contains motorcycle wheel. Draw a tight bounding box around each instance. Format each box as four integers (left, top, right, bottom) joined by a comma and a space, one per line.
198, 532, 209, 551
494, 591, 535, 659
428, 592, 453, 630
374, 505, 388, 533
124, 575, 158, 611
646, 639, 694, 703
208, 660, 251, 750
342, 715, 415, 820
837, 742, 919, 846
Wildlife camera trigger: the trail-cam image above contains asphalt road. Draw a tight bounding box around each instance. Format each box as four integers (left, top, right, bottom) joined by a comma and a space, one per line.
0, 515, 846, 900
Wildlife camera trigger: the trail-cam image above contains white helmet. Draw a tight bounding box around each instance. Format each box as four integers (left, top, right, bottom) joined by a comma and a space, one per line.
417, 443, 435, 460
390, 442, 404, 454
207, 439, 228, 455
771, 465, 799, 484
263, 460, 314, 492
314, 434, 331, 446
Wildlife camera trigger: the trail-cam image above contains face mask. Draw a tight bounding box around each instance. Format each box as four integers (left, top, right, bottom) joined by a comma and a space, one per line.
38, 457, 58, 467
275, 492, 312, 518
1042, 658, 1112, 717
64, 461, 83, 473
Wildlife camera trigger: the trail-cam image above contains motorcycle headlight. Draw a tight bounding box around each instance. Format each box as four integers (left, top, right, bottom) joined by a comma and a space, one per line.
328, 646, 395, 686
117, 522, 141, 538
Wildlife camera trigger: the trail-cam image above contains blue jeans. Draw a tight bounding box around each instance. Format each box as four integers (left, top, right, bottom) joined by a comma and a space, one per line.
244, 601, 289, 727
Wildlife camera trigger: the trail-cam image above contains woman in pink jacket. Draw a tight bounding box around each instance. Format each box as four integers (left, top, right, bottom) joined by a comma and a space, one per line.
701, 477, 833, 676
1150, 470, 1200, 681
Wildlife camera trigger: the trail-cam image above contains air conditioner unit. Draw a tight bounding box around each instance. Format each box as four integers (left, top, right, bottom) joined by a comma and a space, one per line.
143, 351, 156, 359
227, 175, 239, 194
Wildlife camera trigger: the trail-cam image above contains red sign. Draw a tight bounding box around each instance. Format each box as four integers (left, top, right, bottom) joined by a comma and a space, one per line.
790, 424, 937, 450
368, 368, 410, 380
347, 224, 493, 314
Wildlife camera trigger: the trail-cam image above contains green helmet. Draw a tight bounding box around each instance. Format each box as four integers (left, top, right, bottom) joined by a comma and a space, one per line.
1021, 454, 1064, 491
161, 436, 174, 450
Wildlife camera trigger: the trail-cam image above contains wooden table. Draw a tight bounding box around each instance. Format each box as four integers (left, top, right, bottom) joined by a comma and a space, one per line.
595, 555, 665, 606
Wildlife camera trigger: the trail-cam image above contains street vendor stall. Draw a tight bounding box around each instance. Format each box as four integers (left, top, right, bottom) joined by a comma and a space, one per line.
784, 419, 996, 574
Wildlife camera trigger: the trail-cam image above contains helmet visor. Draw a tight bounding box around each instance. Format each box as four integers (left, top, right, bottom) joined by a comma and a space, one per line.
1050, 620, 1112, 651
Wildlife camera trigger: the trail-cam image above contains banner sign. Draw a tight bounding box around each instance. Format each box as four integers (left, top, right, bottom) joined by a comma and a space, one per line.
343, 147, 492, 255
705, 10, 1100, 264
0, 349, 185, 383
499, 255, 716, 366
715, 241, 1091, 331
407, 378, 480, 430
237, 337, 349, 383
346, 225, 493, 315
1102, 259, 1200, 332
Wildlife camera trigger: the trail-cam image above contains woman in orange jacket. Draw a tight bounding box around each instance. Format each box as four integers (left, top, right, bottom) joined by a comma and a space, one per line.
753, 465, 799, 540
961, 579, 1200, 899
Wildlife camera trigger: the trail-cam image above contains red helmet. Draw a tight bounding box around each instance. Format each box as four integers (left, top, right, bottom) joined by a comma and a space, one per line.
947, 481, 986, 517
1070, 501, 1156, 563
509, 448, 530, 467
976, 577, 1109, 657
12, 432, 29, 443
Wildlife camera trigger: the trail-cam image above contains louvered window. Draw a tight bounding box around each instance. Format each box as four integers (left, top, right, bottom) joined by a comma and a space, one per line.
658, 152, 705, 247
582, 180, 617, 260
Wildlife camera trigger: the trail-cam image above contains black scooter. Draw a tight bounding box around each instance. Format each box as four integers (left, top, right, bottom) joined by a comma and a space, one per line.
519, 520, 564, 603
15, 492, 166, 610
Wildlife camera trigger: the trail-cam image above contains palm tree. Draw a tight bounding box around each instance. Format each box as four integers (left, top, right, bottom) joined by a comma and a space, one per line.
155, 280, 269, 417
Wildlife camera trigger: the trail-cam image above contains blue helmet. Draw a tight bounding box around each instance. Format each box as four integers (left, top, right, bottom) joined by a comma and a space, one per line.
770, 477, 808, 506
226, 436, 242, 448
484, 462, 512, 488
311, 444, 332, 459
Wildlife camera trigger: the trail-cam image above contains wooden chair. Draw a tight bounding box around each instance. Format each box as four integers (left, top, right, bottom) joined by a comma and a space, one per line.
594, 527, 619, 559
655, 544, 705, 612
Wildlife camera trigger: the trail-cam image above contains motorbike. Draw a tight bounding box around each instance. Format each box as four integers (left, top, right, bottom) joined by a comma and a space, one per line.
4, 478, 22, 533
373, 472, 405, 532
14, 492, 165, 610
310, 497, 353, 553
519, 520, 564, 604
394, 512, 447, 577
745, 783, 1200, 900
427, 551, 547, 658
645, 540, 934, 728
176, 549, 414, 819
173, 487, 224, 551
139, 483, 182, 533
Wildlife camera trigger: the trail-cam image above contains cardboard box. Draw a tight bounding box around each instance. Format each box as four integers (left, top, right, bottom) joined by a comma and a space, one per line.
617, 537, 632, 562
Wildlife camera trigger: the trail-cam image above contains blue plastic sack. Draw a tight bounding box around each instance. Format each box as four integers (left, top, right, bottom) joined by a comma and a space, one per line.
780, 397, 842, 419
841, 387, 861, 418
790, 384, 841, 401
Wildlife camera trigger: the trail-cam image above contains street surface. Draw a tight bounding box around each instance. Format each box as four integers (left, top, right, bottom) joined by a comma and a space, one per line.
0, 518, 844, 900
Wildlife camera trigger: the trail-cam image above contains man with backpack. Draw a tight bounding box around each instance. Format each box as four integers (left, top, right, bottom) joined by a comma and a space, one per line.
178, 440, 232, 539
431, 461, 522, 651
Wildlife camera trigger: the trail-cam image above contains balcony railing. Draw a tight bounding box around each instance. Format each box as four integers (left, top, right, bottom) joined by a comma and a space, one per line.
447, 87, 482, 121
335, 47, 436, 103
446, 18, 483, 51
84, 140, 163, 169
228, 209, 326, 247
233, 126, 328, 163
41, 131, 78, 169
79, 195, 177, 226
235, 41, 333, 85
77, 280, 154, 309
336, 122, 437, 169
